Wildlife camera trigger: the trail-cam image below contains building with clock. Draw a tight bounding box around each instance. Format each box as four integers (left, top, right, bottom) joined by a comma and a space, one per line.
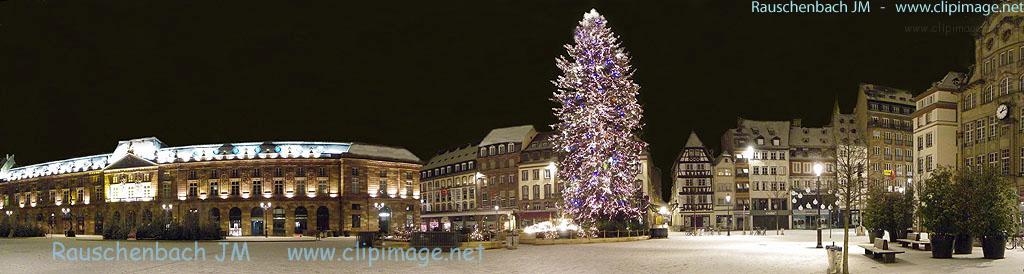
959, 12, 1024, 200
0, 137, 422, 237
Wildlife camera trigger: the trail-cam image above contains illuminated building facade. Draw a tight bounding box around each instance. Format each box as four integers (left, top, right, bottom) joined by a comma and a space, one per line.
0, 137, 422, 236
517, 131, 561, 227
855, 83, 916, 192
418, 144, 481, 231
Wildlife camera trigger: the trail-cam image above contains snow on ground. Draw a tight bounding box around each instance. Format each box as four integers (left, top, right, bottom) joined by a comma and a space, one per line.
0, 229, 1021, 273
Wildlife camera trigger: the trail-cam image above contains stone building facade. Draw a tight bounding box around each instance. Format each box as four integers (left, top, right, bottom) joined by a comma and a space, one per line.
418, 144, 480, 231
476, 125, 537, 230
712, 152, 736, 230
516, 131, 561, 227
855, 83, 916, 192
959, 13, 1024, 200
0, 137, 422, 236
788, 121, 836, 230
913, 72, 963, 183
722, 118, 792, 230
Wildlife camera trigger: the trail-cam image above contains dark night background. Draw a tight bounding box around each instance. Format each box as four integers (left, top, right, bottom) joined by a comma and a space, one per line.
0, 1, 981, 201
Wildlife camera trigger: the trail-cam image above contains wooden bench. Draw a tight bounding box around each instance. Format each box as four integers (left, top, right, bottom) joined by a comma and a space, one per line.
858, 239, 905, 263
895, 232, 932, 251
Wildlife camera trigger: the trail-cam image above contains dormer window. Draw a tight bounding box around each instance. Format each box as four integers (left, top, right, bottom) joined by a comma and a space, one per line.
756, 136, 765, 145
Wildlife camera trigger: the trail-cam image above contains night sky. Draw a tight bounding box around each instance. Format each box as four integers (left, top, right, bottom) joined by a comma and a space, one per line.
0, 1, 980, 201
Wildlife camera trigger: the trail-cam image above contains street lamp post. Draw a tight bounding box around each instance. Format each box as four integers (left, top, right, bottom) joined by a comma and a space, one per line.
161, 204, 173, 221
494, 205, 503, 241
5, 210, 12, 237
260, 202, 272, 238
725, 194, 732, 236
813, 163, 824, 249
742, 147, 755, 235
61, 207, 71, 235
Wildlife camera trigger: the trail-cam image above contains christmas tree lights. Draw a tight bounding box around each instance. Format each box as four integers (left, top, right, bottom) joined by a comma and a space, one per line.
552, 9, 647, 233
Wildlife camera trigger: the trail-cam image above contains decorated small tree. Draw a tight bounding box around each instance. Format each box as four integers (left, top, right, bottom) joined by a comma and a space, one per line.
552, 9, 646, 235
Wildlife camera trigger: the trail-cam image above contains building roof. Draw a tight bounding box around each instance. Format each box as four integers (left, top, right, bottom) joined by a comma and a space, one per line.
347, 143, 422, 164
105, 153, 158, 170
2, 137, 421, 182
524, 131, 555, 152
736, 118, 791, 147
916, 71, 967, 100
423, 144, 478, 170
684, 131, 704, 148
789, 126, 832, 148
479, 125, 536, 147
859, 83, 915, 104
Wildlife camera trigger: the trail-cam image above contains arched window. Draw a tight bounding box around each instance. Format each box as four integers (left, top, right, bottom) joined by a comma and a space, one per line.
229, 207, 242, 232
294, 207, 308, 234
1019, 75, 1024, 94
1004, 77, 1011, 95
251, 207, 265, 236
316, 206, 330, 232
498, 144, 506, 154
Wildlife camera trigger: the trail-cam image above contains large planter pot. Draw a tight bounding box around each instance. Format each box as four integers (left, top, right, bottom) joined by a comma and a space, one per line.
931, 234, 955, 258
954, 234, 973, 254
982, 235, 1006, 259
649, 228, 668, 239
869, 229, 883, 243
893, 230, 908, 242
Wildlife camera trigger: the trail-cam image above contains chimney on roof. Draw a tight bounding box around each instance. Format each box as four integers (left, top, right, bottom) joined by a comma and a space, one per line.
792, 119, 802, 127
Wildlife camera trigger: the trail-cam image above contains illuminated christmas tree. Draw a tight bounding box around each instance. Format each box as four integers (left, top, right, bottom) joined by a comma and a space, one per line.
552, 9, 646, 233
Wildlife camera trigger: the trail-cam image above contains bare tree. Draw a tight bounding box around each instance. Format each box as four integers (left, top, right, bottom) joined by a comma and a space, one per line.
833, 136, 868, 274
766, 174, 790, 234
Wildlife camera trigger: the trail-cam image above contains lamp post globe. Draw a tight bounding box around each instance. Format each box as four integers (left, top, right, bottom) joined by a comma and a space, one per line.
725, 194, 732, 236
813, 163, 823, 248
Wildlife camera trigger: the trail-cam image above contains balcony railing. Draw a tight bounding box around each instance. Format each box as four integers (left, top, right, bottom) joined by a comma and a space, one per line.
678, 186, 713, 195
678, 203, 714, 211
676, 170, 712, 177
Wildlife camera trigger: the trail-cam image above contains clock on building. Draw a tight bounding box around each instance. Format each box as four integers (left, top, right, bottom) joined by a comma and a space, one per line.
996, 104, 1009, 120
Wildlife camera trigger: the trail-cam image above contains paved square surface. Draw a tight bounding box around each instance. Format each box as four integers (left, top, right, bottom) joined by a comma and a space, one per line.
0, 229, 1021, 273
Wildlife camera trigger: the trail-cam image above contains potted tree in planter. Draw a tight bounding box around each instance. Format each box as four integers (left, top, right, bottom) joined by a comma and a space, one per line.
864, 186, 915, 242
966, 166, 1016, 259
953, 167, 995, 255
890, 187, 915, 242
862, 187, 885, 243
920, 168, 958, 258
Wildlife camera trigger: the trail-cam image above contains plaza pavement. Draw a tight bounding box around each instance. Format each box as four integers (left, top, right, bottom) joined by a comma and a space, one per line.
0, 229, 1020, 273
